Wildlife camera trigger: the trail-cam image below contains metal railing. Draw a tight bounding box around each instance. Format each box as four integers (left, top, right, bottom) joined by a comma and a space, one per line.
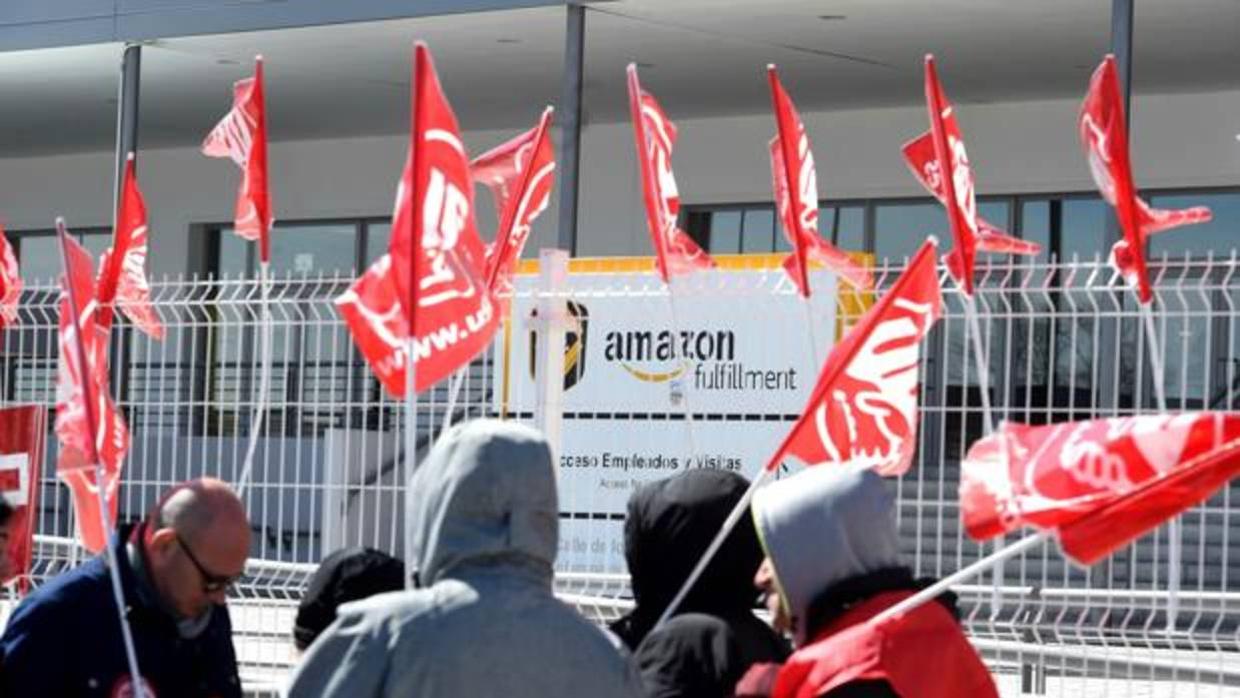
1, 251, 1238, 696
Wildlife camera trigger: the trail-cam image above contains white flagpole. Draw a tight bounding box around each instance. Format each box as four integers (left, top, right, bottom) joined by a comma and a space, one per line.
802, 295, 821, 371
437, 369, 466, 440
57, 218, 146, 697
961, 290, 1007, 614
235, 260, 271, 497
665, 279, 701, 460
870, 531, 1049, 627
404, 339, 418, 589
1139, 297, 1179, 629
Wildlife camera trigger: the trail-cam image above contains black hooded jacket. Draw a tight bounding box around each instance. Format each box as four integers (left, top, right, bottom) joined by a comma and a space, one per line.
610, 469, 789, 697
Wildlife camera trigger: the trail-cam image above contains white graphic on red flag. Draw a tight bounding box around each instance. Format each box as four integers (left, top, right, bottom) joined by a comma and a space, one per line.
627, 64, 715, 283
961, 413, 1240, 564
0, 224, 21, 328
765, 238, 942, 477
1078, 56, 1212, 304
0, 406, 47, 594
54, 231, 129, 553
470, 107, 556, 296
901, 131, 1041, 258
342, 43, 499, 397
912, 56, 1042, 296
202, 57, 272, 262
97, 156, 163, 340
767, 66, 872, 295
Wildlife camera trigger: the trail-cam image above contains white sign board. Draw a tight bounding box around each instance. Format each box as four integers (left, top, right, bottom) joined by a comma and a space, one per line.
495, 258, 861, 572
497, 264, 840, 416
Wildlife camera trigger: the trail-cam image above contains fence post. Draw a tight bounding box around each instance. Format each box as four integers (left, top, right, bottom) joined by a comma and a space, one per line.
533, 249, 570, 458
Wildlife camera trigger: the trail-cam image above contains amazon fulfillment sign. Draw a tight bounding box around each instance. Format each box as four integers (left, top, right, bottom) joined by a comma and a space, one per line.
495, 254, 870, 571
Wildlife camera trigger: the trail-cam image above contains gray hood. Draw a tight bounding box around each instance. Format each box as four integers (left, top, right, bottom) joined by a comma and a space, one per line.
407, 419, 558, 588
752, 467, 901, 645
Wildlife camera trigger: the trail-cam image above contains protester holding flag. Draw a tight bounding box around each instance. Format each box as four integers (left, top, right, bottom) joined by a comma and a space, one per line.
0, 478, 248, 697
735, 467, 997, 698
610, 469, 788, 697
286, 420, 642, 698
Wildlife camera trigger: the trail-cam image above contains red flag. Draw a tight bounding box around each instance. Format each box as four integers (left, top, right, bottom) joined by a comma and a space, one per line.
54, 229, 129, 553
0, 224, 21, 328
767, 66, 872, 295
0, 405, 47, 594
961, 413, 1240, 565
343, 43, 498, 397
1079, 56, 1212, 305
470, 107, 556, 294
901, 131, 1041, 257
336, 253, 407, 397
919, 55, 1037, 296
626, 64, 715, 283
764, 238, 942, 476
202, 56, 272, 263
96, 154, 164, 340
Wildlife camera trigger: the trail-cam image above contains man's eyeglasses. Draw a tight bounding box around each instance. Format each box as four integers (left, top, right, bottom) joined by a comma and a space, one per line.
176, 534, 242, 593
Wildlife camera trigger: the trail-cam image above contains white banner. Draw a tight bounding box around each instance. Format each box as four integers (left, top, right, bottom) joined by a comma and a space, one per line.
497, 262, 842, 416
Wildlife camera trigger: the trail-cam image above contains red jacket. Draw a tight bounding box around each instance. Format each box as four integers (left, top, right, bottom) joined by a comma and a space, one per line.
740, 590, 997, 698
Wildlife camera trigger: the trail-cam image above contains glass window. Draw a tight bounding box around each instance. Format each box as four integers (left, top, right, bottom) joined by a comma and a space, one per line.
821, 205, 865, 252
365, 222, 391, 266
740, 208, 775, 253
975, 199, 1014, 267
874, 202, 944, 262
17, 230, 110, 283
1059, 197, 1110, 263
707, 211, 741, 254
1148, 191, 1240, 259
1019, 199, 1051, 258
219, 223, 358, 277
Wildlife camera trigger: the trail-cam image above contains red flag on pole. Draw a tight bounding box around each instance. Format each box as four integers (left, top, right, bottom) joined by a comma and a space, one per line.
340, 43, 498, 397
0, 224, 20, 328
0, 405, 47, 594
767, 66, 872, 295
915, 55, 1042, 295
336, 254, 407, 397
96, 154, 164, 340
626, 64, 715, 283
202, 56, 273, 264
1078, 55, 1212, 305
54, 229, 129, 553
763, 238, 942, 476
470, 107, 556, 295
961, 413, 1240, 565
901, 131, 1041, 258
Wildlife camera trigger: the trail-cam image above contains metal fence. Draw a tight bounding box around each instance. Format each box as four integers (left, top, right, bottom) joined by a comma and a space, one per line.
2, 251, 1240, 696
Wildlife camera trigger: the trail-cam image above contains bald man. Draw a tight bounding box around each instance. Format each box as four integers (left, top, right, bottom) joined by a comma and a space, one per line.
0, 478, 249, 697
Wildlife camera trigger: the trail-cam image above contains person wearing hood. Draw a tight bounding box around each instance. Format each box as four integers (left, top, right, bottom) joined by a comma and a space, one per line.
610, 469, 789, 697
285, 419, 643, 698
736, 467, 997, 698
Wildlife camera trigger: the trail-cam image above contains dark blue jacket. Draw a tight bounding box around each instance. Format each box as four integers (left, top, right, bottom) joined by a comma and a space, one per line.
0, 524, 242, 697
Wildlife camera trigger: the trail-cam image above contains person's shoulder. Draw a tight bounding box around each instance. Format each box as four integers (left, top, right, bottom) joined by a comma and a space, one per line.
333, 586, 450, 628
7, 558, 108, 622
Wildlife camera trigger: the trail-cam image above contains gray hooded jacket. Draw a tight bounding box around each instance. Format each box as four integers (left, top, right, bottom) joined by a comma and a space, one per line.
752, 467, 902, 645
286, 420, 642, 698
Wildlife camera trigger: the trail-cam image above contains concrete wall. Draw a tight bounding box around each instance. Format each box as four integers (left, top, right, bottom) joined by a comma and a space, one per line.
0, 88, 1236, 276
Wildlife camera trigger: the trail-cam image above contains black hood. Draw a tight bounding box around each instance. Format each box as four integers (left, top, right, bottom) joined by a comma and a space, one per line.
612, 469, 763, 648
